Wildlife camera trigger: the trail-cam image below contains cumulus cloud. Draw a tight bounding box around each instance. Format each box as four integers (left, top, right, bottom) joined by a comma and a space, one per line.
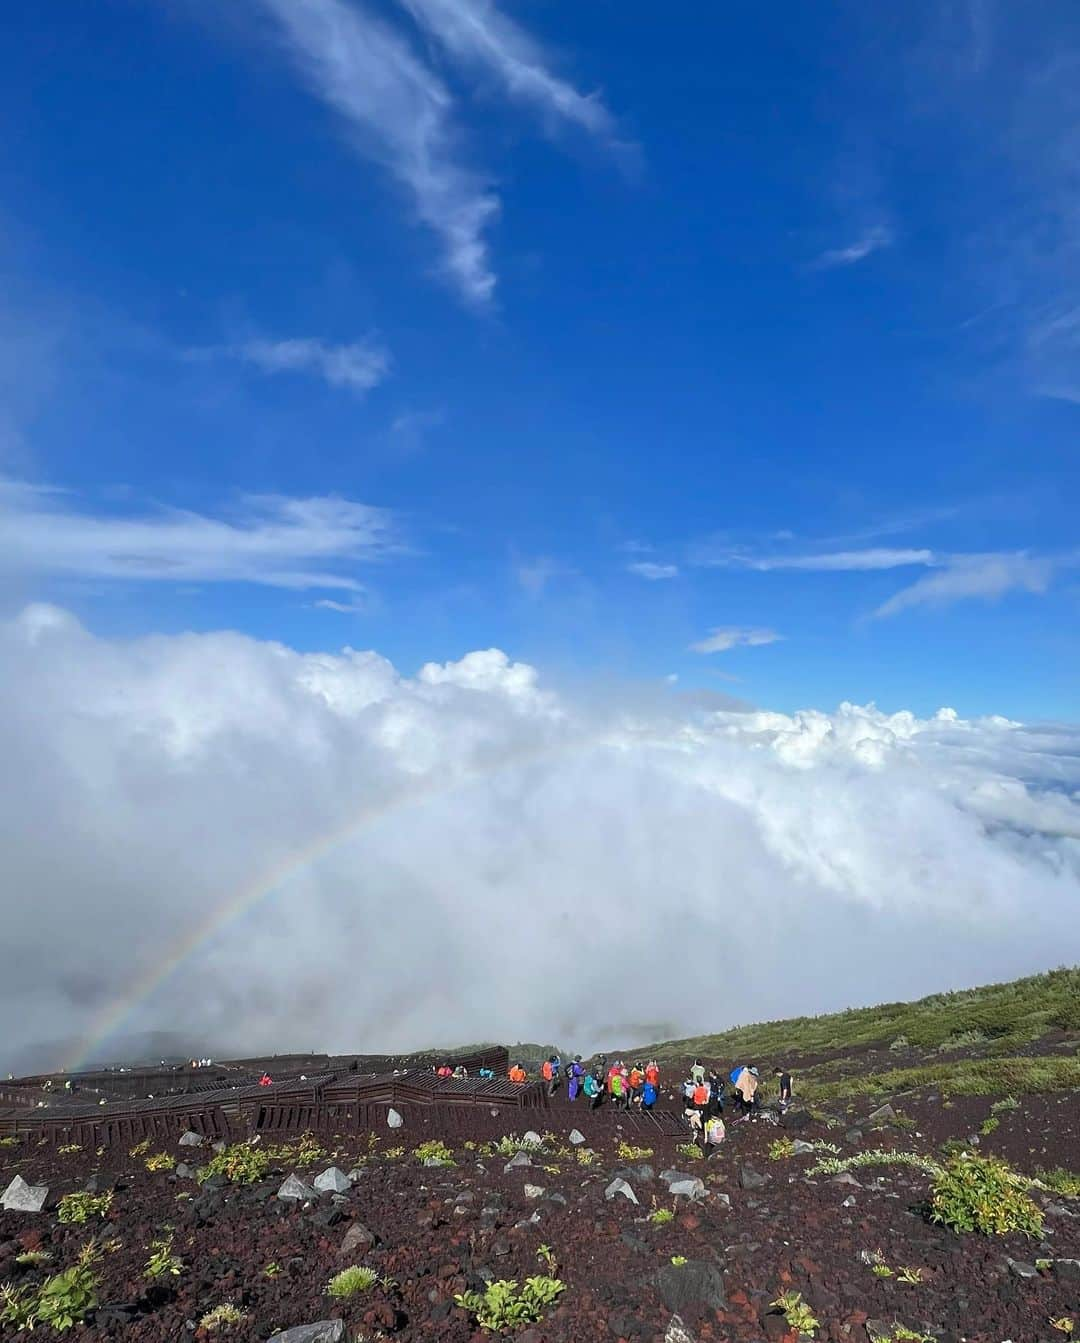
207, 337, 391, 392
690, 626, 783, 654
874, 551, 1057, 617
255, 0, 500, 304
2, 606, 1079, 1069
398, 0, 615, 137
0, 480, 399, 591
627, 561, 678, 580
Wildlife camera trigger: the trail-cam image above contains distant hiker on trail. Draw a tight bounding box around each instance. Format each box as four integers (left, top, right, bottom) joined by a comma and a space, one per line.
681, 1076, 695, 1105
508, 1062, 527, 1084
708, 1069, 725, 1116
628, 1063, 644, 1107
452, 1064, 467, 1079
704, 1114, 726, 1151
683, 1103, 704, 1141
567, 1056, 585, 1101
690, 1059, 706, 1087
259, 1073, 272, 1087
691, 1077, 709, 1116
542, 1055, 561, 1096
645, 1059, 659, 1088
437, 1064, 453, 1078
609, 1067, 627, 1109
641, 1077, 658, 1111
584, 1070, 603, 1110
775, 1067, 792, 1108
478, 1066, 495, 1079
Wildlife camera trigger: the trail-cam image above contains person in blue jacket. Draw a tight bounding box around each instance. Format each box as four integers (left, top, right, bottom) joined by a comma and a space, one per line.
566, 1055, 585, 1100
641, 1078, 658, 1111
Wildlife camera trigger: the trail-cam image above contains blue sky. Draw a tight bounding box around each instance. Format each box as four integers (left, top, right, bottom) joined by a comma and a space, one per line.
1, 0, 1078, 719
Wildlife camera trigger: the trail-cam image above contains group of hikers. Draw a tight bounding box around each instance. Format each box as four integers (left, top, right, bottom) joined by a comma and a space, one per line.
432, 1053, 794, 1146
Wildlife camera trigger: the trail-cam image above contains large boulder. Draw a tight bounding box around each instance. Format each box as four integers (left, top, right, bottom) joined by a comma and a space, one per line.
652, 1260, 726, 1314
605, 1178, 638, 1204
2, 1175, 48, 1213
313, 1167, 351, 1194
268, 1322, 346, 1343
277, 1173, 318, 1202
386, 1108, 403, 1129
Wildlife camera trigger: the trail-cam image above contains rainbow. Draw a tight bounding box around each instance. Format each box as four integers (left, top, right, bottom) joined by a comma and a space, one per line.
65, 727, 641, 1072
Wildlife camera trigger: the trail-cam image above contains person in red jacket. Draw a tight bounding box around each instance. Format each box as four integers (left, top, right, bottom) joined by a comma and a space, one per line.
259, 1073, 272, 1087
508, 1062, 527, 1084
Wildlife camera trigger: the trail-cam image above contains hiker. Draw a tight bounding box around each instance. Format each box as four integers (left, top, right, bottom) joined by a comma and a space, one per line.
437, 1063, 453, 1078
731, 1065, 759, 1119
452, 1064, 468, 1079
704, 1114, 726, 1151
478, 1066, 495, 1079
708, 1069, 725, 1116
775, 1066, 792, 1108
645, 1059, 660, 1090
690, 1058, 706, 1087
259, 1073, 272, 1087
542, 1055, 560, 1096
681, 1076, 695, 1106
641, 1077, 658, 1111
567, 1056, 585, 1101
584, 1070, 603, 1110
508, 1062, 527, 1084
628, 1063, 644, 1107
691, 1076, 710, 1117
609, 1066, 627, 1109
683, 1104, 704, 1141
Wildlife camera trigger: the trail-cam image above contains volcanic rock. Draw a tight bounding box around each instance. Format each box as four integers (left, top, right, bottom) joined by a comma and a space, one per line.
739, 1164, 768, 1190
569, 1129, 586, 1145
386, 1108, 404, 1129
652, 1259, 726, 1313
277, 1173, 317, 1202
668, 1177, 706, 1201
605, 1177, 638, 1203
270, 1322, 346, 1343
178, 1131, 203, 1147
313, 1166, 351, 1194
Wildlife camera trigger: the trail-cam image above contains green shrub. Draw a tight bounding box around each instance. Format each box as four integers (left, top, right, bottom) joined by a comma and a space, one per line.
265, 1131, 327, 1167
1035, 1166, 1080, 1198
57, 1191, 113, 1224
327, 1265, 378, 1297
616, 1141, 654, 1161
770, 1290, 820, 1337
807, 1149, 940, 1178
2, 1244, 102, 1333
455, 1276, 565, 1332
413, 1139, 455, 1166
674, 1143, 703, 1161
144, 1236, 183, 1279
1049, 998, 1080, 1032
145, 1151, 176, 1172
979, 1116, 999, 1136
199, 1302, 246, 1331
769, 1137, 796, 1160
930, 1153, 1044, 1236
128, 1139, 151, 1157
650, 1208, 674, 1225
196, 1142, 269, 1185
990, 1095, 1019, 1113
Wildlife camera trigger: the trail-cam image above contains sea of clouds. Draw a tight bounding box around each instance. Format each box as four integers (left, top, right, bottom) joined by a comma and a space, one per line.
2, 602, 1078, 1069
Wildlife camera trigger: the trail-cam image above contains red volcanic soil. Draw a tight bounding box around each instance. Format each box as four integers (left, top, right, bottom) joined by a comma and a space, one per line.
1, 1088, 1078, 1343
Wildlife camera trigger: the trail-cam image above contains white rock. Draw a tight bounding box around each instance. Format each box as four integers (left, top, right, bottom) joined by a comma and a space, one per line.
522, 1130, 542, 1148
1, 1175, 48, 1213
178, 1131, 203, 1147
277, 1173, 317, 1202
386, 1108, 403, 1129
665, 1315, 697, 1343
569, 1129, 586, 1145
669, 1177, 706, 1201
313, 1167, 351, 1194
504, 1150, 533, 1173
605, 1177, 638, 1204
523, 1184, 546, 1199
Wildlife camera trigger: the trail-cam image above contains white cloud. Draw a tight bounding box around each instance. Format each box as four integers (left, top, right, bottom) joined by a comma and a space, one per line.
690, 626, 783, 654
398, 0, 615, 137
696, 545, 937, 572
628, 561, 679, 580
874, 551, 1058, 617
255, 0, 499, 304
813, 224, 894, 269
227, 337, 391, 392
0, 479, 398, 592
2, 607, 1079, 1068
314, 595, 370, 614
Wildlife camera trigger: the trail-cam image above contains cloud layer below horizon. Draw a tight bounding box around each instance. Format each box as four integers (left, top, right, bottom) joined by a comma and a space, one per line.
2, 604, 1078, 1068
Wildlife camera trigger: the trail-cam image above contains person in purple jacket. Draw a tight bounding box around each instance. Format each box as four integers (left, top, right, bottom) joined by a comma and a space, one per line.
567, 1055, 585, 1100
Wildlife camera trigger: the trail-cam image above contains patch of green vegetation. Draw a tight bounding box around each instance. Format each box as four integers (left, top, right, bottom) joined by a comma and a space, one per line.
674, 1143, 703, 1161
631, 966, 1080, 1063
14, 1250, 51, 1267
264, 1131, 326, 1167
199, 1302, 246, 1331
326, 1265, 378, 1297
802, 1053, 1080, 1103
196, 1142, 269, 1185
649, 1207, 675, 1225
990, 1095, 1019, 1113
263, 1261, 282, 1278
930, 1153, 1044, 1237
980, 1116, 1000, 1136
769, 1136, 796, 1160
0, 1136, 19, 1148
145, 1151, 176, 1172
896, 1266, 924, 1285
413, 1139, 455, 1166
771, 1290, 820, 1337
1, 1243, 101, 1333
670, 1255, 688, 1267
57, 1191, 113, 1224
616, 1141, 654, 1161
807, 1149, 940, 1177
871, 1264, 893, 1278
57, 1143, 82, 1155
144, 1236, 183, 1279
455, 1276, 565, 1333
1035, 1166, 1080, 1197
128, 1139, 151, 1157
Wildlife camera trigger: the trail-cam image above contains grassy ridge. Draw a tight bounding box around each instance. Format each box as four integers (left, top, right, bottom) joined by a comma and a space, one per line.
631, 966, 1080, 1065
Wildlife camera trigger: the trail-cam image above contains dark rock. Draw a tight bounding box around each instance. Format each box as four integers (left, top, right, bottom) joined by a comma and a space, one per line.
739, 1164, 768, 1190
845, 1129, 864, 1144
1005, 1258, 1039, 1279
95, 1304, 139, 1327
1052, 1258, 1080, 1283
339, 1221, 378, 1256
653, 1260, 727, 1314
783, 1108, 813, 1130
308, 1203, 347, 1228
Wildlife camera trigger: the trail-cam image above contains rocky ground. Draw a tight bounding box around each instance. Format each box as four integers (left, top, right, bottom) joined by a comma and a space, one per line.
1, 1082, 1077, 1343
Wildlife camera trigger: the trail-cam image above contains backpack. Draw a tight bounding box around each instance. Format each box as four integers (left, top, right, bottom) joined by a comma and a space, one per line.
542, 1061, 553, 1081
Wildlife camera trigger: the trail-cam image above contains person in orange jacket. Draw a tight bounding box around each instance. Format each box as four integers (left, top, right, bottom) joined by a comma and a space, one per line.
645, 1060, 660, 1088
508, 1062, 527, 1084
628, 1063, 644, 1107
